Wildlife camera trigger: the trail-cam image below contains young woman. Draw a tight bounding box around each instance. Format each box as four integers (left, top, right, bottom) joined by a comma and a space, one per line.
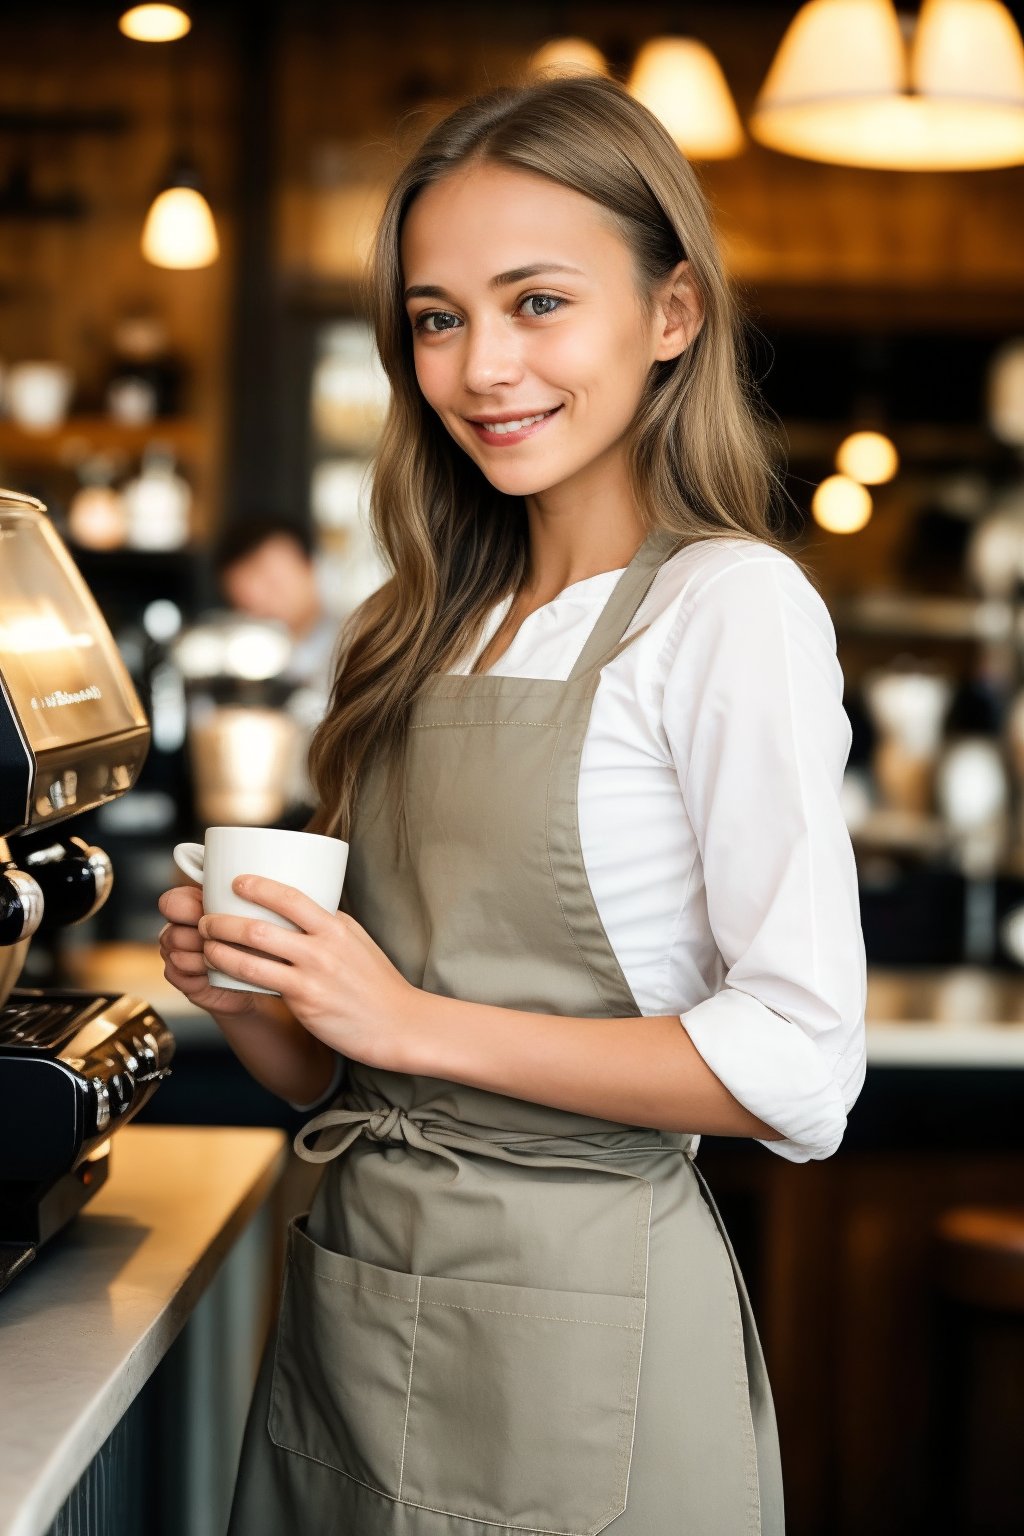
159, 72, 866, 1536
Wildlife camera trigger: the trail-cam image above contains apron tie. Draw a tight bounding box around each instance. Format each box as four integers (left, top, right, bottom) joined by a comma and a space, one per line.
294, 1094, 694, 1183
294, 1101, 464, 1173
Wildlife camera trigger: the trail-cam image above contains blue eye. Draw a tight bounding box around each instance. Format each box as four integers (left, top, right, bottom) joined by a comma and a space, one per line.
520, 294, 563, 318
411, 293, 566, 335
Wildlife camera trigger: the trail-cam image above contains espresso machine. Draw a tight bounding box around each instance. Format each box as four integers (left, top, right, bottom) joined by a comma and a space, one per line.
0, 488, 175, 1292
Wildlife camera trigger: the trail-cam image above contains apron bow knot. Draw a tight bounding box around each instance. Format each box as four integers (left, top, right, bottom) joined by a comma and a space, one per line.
366, 1105, 404, 1142
293, 1098, 463, 1169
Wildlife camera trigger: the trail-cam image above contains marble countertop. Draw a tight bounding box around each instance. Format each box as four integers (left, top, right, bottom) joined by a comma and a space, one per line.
0, 1124, 288, 1536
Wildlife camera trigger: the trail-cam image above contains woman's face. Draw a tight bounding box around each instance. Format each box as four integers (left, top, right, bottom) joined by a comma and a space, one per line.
400, 161, 688, 502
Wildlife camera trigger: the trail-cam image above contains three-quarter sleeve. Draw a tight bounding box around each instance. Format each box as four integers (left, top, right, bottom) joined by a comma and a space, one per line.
663, 552, 867, 1162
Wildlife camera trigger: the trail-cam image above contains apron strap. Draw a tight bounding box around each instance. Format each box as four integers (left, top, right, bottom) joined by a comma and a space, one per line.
567, 527, 682, 683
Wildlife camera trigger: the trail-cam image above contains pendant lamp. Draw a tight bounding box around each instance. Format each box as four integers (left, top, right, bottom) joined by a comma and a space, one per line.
629, 37, 745, 158
142, 163, 219, 269
750, 0, 1024, 170
139, 26, 219, 269
528, 37, 609, 78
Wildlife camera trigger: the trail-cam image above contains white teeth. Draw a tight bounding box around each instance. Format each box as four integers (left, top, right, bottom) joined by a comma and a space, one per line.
481, 410, 554, 435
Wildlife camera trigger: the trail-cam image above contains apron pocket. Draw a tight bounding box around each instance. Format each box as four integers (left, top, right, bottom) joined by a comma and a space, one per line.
267, 1213, 421, 1499
401, 1269, 646, 1535
268, 1215, 646, 1534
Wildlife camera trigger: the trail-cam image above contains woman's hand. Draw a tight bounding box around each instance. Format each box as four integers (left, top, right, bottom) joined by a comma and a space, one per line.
157, 883, 263, 1019
194, 875, 421, 1071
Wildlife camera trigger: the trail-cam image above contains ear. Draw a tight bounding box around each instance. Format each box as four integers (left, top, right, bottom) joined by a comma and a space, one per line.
651, 259, 704, 363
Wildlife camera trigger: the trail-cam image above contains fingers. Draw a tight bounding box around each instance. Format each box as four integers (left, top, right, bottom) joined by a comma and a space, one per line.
162, 921, 203, 952
230, 875, 332, 935
158, 885, 204, 924
199, 937, 292, 994
198, 911, 304, 962
167, 948, 209, 978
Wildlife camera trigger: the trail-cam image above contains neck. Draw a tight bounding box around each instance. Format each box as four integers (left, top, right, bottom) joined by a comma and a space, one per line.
521, 441, 647, 602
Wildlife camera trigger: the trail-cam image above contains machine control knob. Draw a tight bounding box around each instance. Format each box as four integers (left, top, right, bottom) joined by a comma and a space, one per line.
9, 836, 114, 930
0, 866, 44, 946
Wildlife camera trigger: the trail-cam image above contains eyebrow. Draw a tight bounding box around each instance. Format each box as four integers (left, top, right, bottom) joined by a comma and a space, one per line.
403, 263, 585, 303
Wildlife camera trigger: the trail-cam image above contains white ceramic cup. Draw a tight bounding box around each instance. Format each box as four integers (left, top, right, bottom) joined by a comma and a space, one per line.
6, 361, 74, 432
172, 826, 349, 995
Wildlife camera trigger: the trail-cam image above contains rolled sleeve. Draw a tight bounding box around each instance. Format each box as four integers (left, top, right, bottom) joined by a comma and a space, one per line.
664, 554, 867, 1162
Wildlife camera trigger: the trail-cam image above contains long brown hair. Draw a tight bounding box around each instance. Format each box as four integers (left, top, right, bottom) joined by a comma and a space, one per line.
308, 72, 792, 839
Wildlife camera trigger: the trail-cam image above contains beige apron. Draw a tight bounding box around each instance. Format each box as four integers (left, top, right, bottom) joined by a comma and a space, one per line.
227, 528, 785, 1535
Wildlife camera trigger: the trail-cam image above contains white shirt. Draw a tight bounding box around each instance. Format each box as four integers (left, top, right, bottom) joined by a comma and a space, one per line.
295, 537, 867, 1164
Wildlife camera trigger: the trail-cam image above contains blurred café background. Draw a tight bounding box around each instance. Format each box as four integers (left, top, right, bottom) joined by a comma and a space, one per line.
3, 2, 1024, 1533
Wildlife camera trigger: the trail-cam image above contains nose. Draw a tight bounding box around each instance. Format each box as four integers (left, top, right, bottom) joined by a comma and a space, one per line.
461, 313, 524, 395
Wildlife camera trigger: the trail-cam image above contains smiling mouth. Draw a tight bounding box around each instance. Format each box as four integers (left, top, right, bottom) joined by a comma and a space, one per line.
470, 408, 558, 434
467, 406, 563, 443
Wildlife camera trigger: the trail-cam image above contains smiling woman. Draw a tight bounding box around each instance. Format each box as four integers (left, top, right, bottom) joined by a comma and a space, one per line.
211, 69, 867, 1536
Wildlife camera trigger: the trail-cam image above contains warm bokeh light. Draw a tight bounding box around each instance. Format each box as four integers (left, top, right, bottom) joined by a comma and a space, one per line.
812, 473, 873, 533
528, 37, 608, 78
912, 0, 1024, 99
835, 429, 900, 484
141, 184, 219, 268
68, 487, 127, 551
628, 37, 745, 158
118, 5, 191, 42
987, 337, 1024, 446
750, 0, 1024, 170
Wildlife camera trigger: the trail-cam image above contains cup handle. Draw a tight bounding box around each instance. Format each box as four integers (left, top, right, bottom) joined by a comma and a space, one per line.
173, 842, 205, 885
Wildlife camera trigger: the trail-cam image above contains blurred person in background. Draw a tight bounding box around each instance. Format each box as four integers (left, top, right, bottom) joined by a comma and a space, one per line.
212, 515, 340, 711
212, 516, 342, 819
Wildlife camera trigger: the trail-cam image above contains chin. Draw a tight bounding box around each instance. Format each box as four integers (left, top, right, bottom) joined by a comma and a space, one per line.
474, 461, 566, 497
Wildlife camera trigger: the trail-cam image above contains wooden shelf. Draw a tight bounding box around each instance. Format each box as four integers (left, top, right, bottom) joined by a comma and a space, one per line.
834, 591, 1018, 641
0, 416, 204, 463
851, 807, 950, 856
780, 420, 996, 464
852, 808, 1024, 878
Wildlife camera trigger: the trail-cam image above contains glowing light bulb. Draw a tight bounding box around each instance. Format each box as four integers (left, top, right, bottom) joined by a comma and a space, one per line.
812, 474, 873, 533
835, 429, 900, 484
141, 183, 219, 269
119, 5, 191, 42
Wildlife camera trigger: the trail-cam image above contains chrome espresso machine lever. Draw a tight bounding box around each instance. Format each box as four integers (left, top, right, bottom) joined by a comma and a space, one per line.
0, 488, 175, 1294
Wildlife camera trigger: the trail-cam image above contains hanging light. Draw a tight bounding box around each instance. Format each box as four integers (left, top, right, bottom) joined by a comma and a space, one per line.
750, 0, 1024, 170
528, 37, 609, 78
119, 5, 191, 42
628, 37, 745, 158
140, 35, 218, 270
835, 429, 900, 483
812, 474, 873, 533
142, 162, 219, 268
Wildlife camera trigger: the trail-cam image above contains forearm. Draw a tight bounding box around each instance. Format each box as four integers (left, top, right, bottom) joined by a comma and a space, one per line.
405, 992, 782, 1140
210, 995, 340, 1106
